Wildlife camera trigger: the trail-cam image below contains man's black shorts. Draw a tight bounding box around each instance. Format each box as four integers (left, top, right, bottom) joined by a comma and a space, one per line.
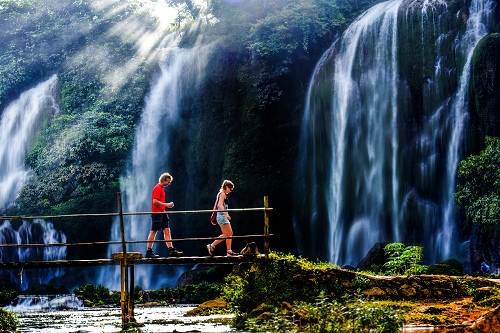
151, 213, 169, 231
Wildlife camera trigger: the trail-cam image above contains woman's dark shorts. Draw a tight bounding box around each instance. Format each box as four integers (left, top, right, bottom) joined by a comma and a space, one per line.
151, 213, 169, 231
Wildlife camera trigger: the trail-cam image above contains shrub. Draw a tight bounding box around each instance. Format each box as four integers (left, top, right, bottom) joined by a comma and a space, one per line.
383, 243, 427, 275
473, 286, 500, 307
221, 252, 342, 311
244, 295, 405, 333
73, 283, 116, 306
0, 290, 17, 307
427, 258, 464, 276
174, 281, 223, 304
0, 308, 19, 332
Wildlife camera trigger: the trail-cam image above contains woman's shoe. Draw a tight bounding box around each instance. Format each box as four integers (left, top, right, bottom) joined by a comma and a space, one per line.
227, 250, 239, 256
207, 244, 214, 256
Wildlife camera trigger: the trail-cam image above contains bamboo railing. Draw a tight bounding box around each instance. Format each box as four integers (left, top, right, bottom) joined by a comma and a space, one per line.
0, 193, 273, 327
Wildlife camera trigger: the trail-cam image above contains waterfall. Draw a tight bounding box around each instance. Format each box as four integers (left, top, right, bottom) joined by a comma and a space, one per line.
436, 0, 495, 261
298, 0, 496, 267
98, 35, 212, 290
0, 75, 67, 289
5, 294, 83, 311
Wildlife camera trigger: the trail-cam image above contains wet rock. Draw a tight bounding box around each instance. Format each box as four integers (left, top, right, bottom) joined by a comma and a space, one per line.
176, 265, 234, 287
185, 298, 229, 316
361, 287, 386, 298
141, 301, 162, 307
241, 242, 260, 257
444, 305, 500, 333
356, 242, 388, 273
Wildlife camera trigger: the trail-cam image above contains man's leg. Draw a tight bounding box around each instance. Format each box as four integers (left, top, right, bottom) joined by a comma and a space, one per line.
147, 230, 158, 248
163, 228, 173, 248
164, 228, 183, 256
146, 230, 159, 258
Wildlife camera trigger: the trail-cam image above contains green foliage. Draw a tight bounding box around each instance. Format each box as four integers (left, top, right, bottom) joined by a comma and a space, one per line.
455, 278, 477, 296
221, 252, 343, 312
76, 282, 222, 306
174, 281, 223, 304
134, 287, 175, 305
16, 111, 132, 217
0, 290, 17, 307
0, 308, 19, 332
455, 136, 500, 231
474, 286, 500, 307
73, 283, 117, 306
196, 0, 375, 109
383, 243, 427, 276
471, 34, 500, 137
427, 258, 464, 276
244, 295, 405, 333
2, 0, 155, 221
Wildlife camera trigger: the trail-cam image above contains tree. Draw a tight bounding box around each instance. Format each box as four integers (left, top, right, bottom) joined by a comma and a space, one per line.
455, 136, 500, 232
383, 243, 426, 276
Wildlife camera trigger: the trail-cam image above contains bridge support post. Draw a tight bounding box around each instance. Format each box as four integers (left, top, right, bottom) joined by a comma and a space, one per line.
117, 192, 132, 327
112, 252, 142, 326
129, 262, 135, 320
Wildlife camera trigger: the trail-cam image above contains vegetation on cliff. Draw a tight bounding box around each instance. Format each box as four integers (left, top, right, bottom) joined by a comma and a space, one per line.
0, 0, 384, 259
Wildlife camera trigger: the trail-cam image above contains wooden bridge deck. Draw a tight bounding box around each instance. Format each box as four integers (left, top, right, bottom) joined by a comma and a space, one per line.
0, 254, 264, 270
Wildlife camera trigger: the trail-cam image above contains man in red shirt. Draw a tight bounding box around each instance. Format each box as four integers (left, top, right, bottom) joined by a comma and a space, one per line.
146, 172, 183, 258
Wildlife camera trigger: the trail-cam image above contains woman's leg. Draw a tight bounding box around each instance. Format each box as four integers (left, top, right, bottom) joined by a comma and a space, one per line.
212, 223, 233, 250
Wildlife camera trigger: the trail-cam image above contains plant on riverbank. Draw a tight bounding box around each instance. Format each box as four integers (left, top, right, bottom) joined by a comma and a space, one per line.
221, 252, 342, 311
383, 243, 427, 275
73, 283, 120, 306
243, 295, 405, 333
74, 281, 223, 306
0, 290, 17, 307
473, 286, 500, 307
175, 281, 223, 304
222, 252, 403, 331
133, 282, 222, 305
0, 308, 19, 332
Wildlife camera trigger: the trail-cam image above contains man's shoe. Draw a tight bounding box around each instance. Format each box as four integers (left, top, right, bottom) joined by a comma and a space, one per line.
146, 249, 159, 258
168, 247, 183, 257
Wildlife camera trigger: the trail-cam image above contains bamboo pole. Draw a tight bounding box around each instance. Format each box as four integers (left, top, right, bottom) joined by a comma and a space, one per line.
264, 196, 269, 261
129, 263, 135, 323
0, 207, 268, 220
0, 234, 270, 248
118, 192, 130, 326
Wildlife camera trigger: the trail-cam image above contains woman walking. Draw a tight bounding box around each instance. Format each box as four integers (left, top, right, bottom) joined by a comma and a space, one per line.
207, 180, 239, 256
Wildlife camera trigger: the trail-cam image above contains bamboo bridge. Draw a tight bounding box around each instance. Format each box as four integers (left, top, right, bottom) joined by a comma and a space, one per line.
0, 193, 273, 327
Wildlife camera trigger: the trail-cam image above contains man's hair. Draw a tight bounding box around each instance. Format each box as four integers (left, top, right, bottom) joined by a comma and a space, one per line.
159, 173, 173, 183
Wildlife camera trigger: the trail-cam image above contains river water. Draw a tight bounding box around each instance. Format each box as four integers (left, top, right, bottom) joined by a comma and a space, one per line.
9, 305, 237, 333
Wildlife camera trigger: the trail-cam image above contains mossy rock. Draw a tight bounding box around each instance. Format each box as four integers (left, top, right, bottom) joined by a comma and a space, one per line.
185, 298, 230, 316
471, 33, 500, 137
427, 258, 464, 276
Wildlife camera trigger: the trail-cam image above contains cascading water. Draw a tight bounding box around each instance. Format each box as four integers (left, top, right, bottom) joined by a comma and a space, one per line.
297, 0, 497, 267
5, 294, 83, 311
0, 75, 67, 289
98, 34, 212, 290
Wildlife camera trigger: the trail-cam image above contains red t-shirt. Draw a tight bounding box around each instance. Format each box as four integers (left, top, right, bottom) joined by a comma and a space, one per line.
152, 183, 166, 212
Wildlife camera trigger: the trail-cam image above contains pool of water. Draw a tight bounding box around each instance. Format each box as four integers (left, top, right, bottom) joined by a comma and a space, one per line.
10, 305, 237, 332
